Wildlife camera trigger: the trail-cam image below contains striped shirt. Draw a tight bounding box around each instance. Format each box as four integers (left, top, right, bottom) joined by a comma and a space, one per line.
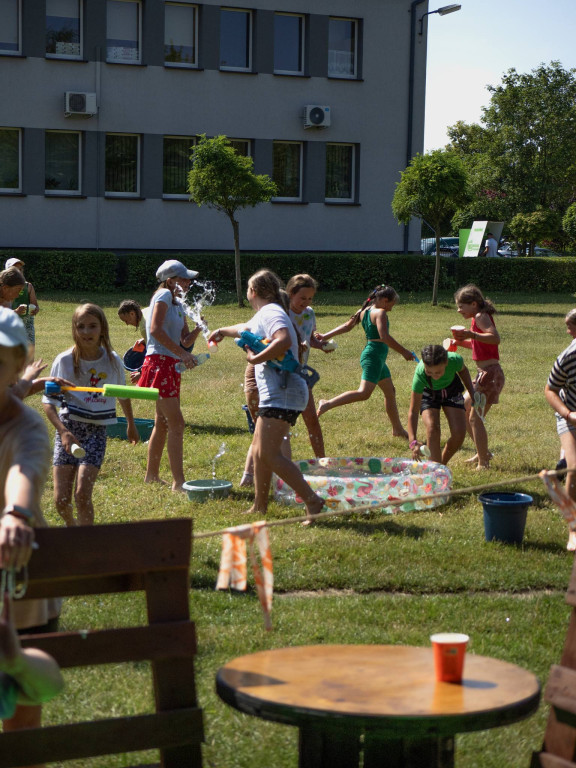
548, 339, 576, 411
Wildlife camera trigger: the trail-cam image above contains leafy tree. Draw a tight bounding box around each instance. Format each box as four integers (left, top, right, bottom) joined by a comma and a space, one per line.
509, 210, 562, 256
563, 203, 576, 248
391, 150, 470, 305
188, 135, 277, 306
448, 62, 576, 235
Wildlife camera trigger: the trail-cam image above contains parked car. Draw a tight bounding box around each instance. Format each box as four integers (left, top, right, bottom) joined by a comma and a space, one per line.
498, 243, 517, 257
421, 237, 459, 258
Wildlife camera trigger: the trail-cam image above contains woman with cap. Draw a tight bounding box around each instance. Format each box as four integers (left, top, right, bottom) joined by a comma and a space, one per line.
138, 260, 200, 491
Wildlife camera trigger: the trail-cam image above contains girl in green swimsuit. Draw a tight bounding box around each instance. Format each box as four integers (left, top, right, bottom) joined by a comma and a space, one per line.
316, 285, 415, 438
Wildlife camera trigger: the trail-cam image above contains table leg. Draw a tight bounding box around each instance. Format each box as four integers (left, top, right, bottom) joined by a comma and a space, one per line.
363, 734, 455, 768
299, 726, 362, 768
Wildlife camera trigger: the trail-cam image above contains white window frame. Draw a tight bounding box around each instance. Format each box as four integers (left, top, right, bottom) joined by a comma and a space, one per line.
272, 141, 302, 202
46, 0, 83, 60
106, 0, 142, 65
273, 12, 304, 76
0, 0, 21, 55
164, 2, 198, 68
328, 17, 358, 79
105, 133, 140, 197
162, 135, 196, 199
219, 8, 252, 72
228, 138, 251, 157
45, 130, 82, 195
325, 143, 356, 203
0, 128, 22, 193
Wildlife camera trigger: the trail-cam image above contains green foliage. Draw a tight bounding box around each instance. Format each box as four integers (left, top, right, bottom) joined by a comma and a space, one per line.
510, 210, 563, 254
563, 203, 576, 246
0, 250, 117, 291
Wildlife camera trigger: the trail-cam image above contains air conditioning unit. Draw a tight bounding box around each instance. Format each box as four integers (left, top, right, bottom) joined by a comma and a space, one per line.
303, 105, 331, 129
65, 92, 97, 117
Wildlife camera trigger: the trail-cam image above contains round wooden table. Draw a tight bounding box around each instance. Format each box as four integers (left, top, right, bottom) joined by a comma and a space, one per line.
216, 644, 541, 768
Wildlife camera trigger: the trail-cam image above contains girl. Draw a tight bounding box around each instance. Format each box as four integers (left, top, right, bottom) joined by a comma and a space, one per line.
545, 308, 576, 550
42, 304, 139, 526
407, 344, 475, 465
0, 267, 26, 311
117, 299, 148, 344
208, 270, 325, 522
138, 260, 200, 492
5, 258, 40, 354
286, 274, 328, 458
315, 285, 414, 438
0, 307, 62, 742
451, 284, 504, 470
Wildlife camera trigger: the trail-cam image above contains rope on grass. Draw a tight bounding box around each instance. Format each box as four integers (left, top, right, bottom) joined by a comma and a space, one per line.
192, 467, 571, 541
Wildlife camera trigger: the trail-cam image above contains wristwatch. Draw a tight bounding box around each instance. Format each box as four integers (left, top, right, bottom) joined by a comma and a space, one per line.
1, 504, 35, 524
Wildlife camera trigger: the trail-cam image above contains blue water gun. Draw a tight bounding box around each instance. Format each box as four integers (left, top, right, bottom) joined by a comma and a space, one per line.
235, 330, 320, 389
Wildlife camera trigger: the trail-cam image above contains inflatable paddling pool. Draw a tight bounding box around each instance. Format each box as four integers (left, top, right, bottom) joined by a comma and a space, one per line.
274, 456, 452, 513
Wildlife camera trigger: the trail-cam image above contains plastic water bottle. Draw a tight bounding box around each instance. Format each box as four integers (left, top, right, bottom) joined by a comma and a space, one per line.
71, 443, 86, 458
175, 353, 210, 373
322, 340, 337, 351
419, 445, 431, 458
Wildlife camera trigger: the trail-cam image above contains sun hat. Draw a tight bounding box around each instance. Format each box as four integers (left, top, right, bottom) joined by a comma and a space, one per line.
0, 306, 29, 350
156, 260, 198, 282
4, 257, 24, 270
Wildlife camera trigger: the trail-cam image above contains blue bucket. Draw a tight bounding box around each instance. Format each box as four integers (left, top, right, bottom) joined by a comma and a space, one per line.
479, 492, 533, 544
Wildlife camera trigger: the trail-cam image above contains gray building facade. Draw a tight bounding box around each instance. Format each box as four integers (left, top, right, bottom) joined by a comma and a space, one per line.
0, 0, 428, 251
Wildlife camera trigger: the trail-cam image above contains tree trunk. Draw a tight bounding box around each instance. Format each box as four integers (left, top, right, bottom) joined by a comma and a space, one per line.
231, 216, 244, 307
432, 231, 441, 306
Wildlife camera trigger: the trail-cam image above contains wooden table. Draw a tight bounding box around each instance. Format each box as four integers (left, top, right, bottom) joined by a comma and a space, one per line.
216, 644, 541, 768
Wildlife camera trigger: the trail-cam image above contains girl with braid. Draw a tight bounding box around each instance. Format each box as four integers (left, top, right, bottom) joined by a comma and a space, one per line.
315, 285, 414, 437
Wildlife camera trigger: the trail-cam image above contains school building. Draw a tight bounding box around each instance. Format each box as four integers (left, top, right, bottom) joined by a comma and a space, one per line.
0, 0, 428, 252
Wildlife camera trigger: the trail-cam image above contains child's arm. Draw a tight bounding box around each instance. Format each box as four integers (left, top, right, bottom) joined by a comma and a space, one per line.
118, 398, 139, 445
27, 283, 39, 315
315, 315, 357, 343
407, 390, 424, 459
208, 323, 249, 343
453, 314, 500, 346
181, 322, 202, 350
545, 383, 574, 422
42, 403, 77, 455
245, 328, 292, 365
375, 310, 414, 361
457, 364, 476, 401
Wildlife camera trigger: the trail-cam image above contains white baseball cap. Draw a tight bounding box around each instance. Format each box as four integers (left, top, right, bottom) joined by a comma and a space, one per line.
0, 306, 29, 350
156, 260, 198, 282
5, 257, 24, 270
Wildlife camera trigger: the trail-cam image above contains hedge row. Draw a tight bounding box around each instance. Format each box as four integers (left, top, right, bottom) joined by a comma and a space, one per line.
2, 249, 575, 295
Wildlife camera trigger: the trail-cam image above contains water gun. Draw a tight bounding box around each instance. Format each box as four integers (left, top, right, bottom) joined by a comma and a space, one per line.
44, 381, 159, 401
235, 330, 320, 389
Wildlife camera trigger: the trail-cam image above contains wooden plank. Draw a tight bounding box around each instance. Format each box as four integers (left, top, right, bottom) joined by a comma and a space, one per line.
19, 621, 197, 668
0, 708, 203, 767
546, 665, 576, 726
26, 519, 192, 586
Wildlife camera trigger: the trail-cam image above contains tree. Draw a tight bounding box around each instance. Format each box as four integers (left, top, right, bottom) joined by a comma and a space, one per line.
509, 210, 562, 256
448, 62, 576, 234
188, 135, 277, 306
563, 203, 576, 249
391, 150, 470, 305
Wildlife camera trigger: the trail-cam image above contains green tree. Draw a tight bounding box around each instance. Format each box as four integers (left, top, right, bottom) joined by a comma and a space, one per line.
448, 62, 576, 232
509, 210, 562, 256
563, 203, 576, 249
188, 135, 277, 306
391, 150, 470, 305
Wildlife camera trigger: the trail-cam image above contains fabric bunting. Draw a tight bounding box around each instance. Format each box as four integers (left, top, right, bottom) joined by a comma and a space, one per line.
216, 522, 273, 631
540, 470, 576, 529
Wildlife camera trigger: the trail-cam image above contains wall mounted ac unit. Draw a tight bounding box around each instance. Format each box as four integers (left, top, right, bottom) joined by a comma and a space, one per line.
303, 105, 331, 129
65, 92, 97, 117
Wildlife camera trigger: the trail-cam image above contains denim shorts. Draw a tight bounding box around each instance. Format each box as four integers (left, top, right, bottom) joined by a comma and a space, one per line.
421, 377, 465, 411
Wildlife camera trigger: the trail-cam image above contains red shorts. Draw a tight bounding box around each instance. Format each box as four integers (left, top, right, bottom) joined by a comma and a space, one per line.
473, 363, 505, 406
138, 354, 180, 399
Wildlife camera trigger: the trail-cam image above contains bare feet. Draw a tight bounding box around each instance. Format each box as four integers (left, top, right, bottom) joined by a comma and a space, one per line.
243, 505, 267, 515
567, 530, 576, 551
172, 483, 187, 493
145, 476, 169, 486
240, 472, 254, 487
302, 495, 325, 526
316, 400, 329, 418
475, 463, 490, 471
465, 451, 493, 464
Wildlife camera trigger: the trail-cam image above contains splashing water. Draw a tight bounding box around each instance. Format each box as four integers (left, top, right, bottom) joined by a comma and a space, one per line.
176, 281, 217, 347
212, 442, 226, 480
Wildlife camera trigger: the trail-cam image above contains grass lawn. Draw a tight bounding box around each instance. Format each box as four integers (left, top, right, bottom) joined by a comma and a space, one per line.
19, 289, 576, 767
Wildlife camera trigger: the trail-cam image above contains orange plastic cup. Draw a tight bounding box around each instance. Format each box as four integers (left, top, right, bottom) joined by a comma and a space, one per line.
450, 325, 466, 338
430, 632, 469, 683
443, 338, 458, 352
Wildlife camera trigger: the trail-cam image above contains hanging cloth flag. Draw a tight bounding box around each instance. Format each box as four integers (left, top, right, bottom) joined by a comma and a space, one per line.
539, 470, 576, 529
216, 522, 274, 631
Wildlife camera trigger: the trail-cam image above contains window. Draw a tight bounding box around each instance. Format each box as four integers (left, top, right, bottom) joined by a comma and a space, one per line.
46, 0, 82, 58
0, 128, 21, 192
45, 131, 81, 194
163, 136, 195, 197
274, 13, 303, 75
325, 144, 355, 202
229, 139, 250, 157
220, 8, 251, 71
107, 0, 141, 64
0, 0, 20, 55
328, 17, 357, 78
273, 141, 302, 200
105, 134, 140, 196
165, 3, 197, 66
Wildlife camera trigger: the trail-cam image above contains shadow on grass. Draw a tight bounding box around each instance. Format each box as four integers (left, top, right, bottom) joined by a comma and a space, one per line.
185, 422, 248, 436
318, 516, 429, 539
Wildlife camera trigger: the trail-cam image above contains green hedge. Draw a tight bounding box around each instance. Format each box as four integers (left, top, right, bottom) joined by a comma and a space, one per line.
2, 249, 575, 295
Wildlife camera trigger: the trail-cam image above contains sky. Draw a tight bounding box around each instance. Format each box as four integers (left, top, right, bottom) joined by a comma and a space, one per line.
424, 0, 576, 151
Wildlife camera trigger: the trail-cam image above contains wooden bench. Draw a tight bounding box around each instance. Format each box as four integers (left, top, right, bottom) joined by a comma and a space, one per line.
0, 518, 203, 768
533, 556, 576, 768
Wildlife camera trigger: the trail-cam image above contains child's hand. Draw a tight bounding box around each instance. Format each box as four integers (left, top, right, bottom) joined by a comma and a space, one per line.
313, 332, 326, 344
452, 328, 470, 341
0, 516, 35, 572
126, 423, 140, 446
129, 371, 141, 385
14, 305, 27, 316
402, 349, 415, 361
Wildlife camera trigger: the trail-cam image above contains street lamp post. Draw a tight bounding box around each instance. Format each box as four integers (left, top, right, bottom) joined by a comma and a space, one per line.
403, 3, 462, 253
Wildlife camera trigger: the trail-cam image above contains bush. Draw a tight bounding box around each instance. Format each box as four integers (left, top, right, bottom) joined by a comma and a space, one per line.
0, 250, 117, 291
